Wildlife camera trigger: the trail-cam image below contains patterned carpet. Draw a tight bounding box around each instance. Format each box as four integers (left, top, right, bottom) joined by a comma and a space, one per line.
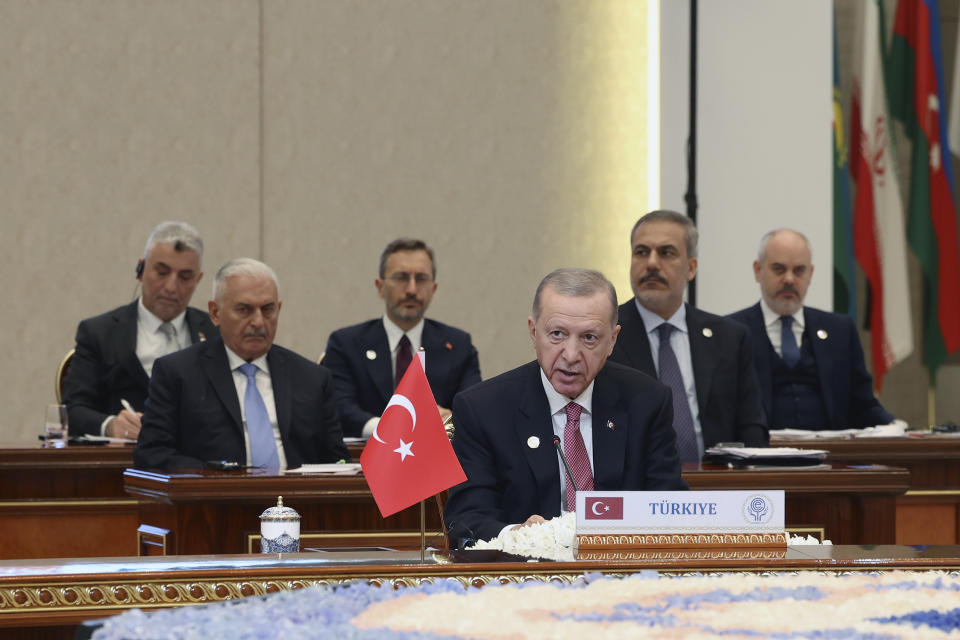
91, 570, 960, 639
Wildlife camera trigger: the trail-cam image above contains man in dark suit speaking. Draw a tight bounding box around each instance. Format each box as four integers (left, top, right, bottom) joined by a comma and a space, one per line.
134, 258, 348, 470
444, 268, 686, 547
63, 221, 218, 439
324, 238, 481, 437
728, 229, 895, 430
609, 211, 768, 461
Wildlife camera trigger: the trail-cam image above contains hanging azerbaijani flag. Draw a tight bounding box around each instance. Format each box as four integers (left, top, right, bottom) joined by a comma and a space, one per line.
888, 0, 960, 383
850, 0, 914, 391
833, 20, 857, 321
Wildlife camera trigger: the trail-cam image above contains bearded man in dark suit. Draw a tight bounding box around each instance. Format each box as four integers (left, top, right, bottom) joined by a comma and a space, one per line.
324, 238, 481, 438
728, 229, 894, 429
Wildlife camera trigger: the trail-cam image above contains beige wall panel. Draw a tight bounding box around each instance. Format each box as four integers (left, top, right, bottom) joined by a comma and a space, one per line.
0, 1, 260, 443
263, 1, 650, 379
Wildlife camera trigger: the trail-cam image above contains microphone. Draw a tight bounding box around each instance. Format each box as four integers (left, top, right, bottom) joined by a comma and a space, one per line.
552, 436, 578, 503
447, 521, 479, 550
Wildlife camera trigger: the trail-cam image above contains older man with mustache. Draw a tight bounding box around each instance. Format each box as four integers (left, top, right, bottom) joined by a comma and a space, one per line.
728, 229, 894, 430
134, 258, 348, 470
608, 211, 768, 462
324, 238, 481, 438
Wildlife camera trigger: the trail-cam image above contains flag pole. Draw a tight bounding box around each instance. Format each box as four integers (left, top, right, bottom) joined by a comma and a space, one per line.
420, 499, 426, 562
928, 385, 936, 428
418, 346, 427, 562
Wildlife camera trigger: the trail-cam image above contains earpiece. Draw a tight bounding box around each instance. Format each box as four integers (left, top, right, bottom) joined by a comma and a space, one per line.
135, 259, 145, 279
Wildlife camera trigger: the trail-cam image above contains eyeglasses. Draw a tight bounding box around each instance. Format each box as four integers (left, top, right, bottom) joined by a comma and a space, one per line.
386, 272, 434, 286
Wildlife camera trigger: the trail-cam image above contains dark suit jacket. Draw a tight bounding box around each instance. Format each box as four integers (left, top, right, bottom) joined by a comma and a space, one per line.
133, 336, 349, 470
63, 301, 218, 437
609, 301, 768, 449
727, 302, 894, 429
443, 360, 687, 546
324, 318, 482, 437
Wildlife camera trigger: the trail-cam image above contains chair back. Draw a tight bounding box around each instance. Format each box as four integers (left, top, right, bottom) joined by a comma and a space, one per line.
55, 349, 75, 404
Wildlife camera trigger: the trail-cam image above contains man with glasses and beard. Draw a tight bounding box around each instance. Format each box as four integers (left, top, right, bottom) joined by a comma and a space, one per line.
728, 229, 894, 430
324, 238, 482, 438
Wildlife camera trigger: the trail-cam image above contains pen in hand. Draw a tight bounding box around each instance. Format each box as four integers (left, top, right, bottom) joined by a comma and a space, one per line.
117, 398, 143, 441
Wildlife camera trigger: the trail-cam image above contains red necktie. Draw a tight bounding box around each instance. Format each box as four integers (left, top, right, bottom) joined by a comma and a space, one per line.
563, 402, 594, 511
395, 334, 412, 387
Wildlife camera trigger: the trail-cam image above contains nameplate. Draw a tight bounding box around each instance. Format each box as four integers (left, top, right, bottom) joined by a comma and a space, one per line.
575, 490, 786, 549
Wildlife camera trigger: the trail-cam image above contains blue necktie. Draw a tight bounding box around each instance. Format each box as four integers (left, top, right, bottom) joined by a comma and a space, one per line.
656, 323, 700, 463
238, 363, 280, 468
781, 316, 800, 368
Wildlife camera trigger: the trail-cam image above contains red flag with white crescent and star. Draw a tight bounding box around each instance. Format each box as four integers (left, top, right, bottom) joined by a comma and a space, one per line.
360, 355, 466, 518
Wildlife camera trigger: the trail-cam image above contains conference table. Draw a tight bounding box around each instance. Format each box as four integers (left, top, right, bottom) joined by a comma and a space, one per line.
0, 441, 925, 639
120, 461, 909, 556
0, 442, 913, 560
0, 443, 138, 559
771, 432, 960, 543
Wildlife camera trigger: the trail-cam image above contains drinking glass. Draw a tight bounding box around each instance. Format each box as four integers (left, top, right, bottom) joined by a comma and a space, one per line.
43, 404, 69, 447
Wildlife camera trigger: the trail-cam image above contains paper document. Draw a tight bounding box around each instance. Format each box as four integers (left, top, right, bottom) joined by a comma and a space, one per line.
770, 421, 908, 440
706, 446, 828, 460
80, 434, 136, 444
284, 463, 362, 475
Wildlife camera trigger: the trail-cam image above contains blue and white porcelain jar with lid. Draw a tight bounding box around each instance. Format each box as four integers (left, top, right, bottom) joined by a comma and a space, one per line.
259, 496, 300, 553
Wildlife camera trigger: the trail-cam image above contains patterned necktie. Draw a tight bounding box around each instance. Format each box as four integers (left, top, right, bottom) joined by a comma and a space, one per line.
238, 363, 280, 469
781, 316, 800, 368
158, 322, 178, 355
563, 401, 593, 512
656, 323, 700, 463
395, 334, 413, 386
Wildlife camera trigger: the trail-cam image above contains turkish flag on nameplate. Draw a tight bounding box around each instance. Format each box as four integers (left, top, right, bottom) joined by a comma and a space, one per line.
360, 353, 466, 518
585, 496, 623, 520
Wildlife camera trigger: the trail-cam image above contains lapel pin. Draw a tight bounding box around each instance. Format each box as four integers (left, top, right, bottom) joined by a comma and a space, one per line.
607, 420, 615, 430
817, 329, 828, 340
366, 350, 377, 360
702, 328, 713, 338
445, 341, 453, 350
198, 332, 206, 342
527, 436, 540, 449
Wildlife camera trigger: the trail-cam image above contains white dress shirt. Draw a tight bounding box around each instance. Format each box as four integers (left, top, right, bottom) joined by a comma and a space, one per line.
101, 298, 190, 435
135, 297, 188, 378
540, 368, 595, 507
224, 345, 288, 469
497, 370, 596, 539
759, 298, 805, 357
635, 300, 705, 458
360, 316, 426, 438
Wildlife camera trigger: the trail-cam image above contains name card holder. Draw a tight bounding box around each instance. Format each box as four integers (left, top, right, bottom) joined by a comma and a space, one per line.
575, 490, 786, 550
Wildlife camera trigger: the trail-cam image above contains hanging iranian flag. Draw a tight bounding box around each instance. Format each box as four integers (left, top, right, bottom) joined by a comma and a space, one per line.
850, 0, 914, 390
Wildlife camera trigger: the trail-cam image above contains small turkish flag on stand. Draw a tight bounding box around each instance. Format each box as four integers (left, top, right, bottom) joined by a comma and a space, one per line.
360, 354, 466, 518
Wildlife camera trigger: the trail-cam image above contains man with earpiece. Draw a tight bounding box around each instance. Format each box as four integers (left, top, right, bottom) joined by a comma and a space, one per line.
62, 221, 218, 439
